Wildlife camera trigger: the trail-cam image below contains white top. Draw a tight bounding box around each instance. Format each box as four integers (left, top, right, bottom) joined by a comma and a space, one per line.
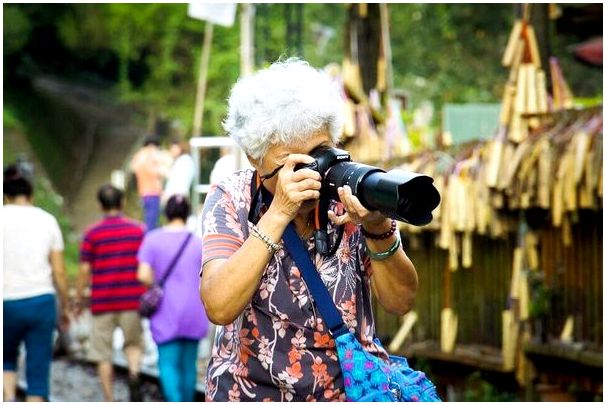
3, 205, 64, 300
209, 154, 237, 186
164, 154, 195, 199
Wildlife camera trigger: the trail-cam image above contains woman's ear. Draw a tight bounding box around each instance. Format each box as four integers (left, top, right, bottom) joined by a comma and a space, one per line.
247, 155, 260, 170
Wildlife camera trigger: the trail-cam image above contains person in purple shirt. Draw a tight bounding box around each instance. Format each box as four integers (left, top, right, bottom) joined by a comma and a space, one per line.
136, 195, 208, 401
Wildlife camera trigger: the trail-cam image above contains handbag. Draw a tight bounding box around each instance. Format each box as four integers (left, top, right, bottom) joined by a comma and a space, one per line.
282, 224, 441, 402
139, 232, 193, 317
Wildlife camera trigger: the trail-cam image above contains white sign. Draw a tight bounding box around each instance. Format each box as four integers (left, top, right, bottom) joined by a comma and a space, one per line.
187, 3, 237, 27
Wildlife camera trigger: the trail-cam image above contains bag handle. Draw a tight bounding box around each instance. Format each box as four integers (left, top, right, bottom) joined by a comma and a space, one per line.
158, 232, 193, 287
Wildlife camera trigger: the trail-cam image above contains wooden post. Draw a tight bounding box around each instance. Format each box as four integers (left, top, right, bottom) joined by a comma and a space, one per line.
192, 22, 214, 137
240, 4, 255, 77
379, 3, 394, 95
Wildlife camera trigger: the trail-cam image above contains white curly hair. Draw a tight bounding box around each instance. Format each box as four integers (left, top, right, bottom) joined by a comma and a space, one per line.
222, 58, 344, 163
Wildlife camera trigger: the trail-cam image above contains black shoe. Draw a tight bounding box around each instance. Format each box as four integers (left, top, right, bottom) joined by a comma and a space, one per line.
128, 374, 143, 402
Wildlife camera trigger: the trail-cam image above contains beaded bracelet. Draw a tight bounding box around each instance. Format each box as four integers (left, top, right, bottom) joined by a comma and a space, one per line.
361, 219, 397, 240
365, 233, 402, 261
250, 224, 283, 254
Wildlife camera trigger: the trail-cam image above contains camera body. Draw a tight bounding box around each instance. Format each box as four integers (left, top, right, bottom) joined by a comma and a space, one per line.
295, 146, 440, 226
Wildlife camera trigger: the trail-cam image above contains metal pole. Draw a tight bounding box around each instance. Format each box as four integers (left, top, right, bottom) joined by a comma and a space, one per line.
192, 22, 214, 137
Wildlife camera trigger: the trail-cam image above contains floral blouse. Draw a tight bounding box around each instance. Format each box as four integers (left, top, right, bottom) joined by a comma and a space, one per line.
201, 169, 389, 401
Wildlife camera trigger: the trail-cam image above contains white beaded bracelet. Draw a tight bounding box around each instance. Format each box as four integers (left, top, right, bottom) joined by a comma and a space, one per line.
250, 224, 283, 254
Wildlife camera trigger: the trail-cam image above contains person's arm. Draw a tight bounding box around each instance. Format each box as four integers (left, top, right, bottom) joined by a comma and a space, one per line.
200, 154, 321, 325
75, 262, 91, 316
49, 250, 70, 330
331, 185, 418, 315
137, 262, 155, 287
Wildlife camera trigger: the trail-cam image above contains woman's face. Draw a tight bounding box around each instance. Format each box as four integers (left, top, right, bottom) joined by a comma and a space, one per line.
251, 128, 333, 208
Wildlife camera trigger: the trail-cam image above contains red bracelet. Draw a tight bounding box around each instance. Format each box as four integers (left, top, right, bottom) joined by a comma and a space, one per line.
361, 219, 397, 240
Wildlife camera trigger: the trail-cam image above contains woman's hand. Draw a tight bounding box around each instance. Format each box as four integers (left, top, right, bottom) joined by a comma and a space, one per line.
328, 185, 391, 233
269, 154, 322, 222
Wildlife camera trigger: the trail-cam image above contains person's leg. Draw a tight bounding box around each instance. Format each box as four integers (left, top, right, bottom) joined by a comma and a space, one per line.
119, 311, 143, 401
89, 313, 116, 401
97, 361, 114, 401
23, 294, 56, 401
143, 195, 160, 231
3, 299, 27, 401
179, 339, 200, 402
157, 340, 182, 402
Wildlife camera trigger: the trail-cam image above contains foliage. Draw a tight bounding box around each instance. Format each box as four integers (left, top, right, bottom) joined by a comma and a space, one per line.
4, 4, 602, 137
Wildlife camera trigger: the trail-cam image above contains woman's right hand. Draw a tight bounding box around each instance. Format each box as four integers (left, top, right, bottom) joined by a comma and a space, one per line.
269, 154, 322, 222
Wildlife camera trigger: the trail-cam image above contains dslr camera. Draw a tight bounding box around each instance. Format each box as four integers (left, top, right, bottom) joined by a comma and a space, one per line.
295, 146, 440, 226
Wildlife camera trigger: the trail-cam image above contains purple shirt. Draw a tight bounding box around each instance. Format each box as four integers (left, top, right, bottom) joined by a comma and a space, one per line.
137, 228, 208, 344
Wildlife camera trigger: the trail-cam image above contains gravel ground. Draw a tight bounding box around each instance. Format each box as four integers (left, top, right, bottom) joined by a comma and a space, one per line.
48, 358, 164, 402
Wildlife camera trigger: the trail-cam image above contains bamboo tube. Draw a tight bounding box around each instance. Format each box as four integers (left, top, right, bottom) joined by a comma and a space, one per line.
440, 308, 458, 353
502, 20, 523, 67
559, 315, 574, 343
343, 99, 357, 138
510, 247, 523, 299
526, 25, 541, 68
514, 64, 529, 114
574, 131, 590, 184
438, 184, 451, 249
498, 142, 516, 189
525, 231, 539, 270
462, 230, 472, 268
448, 232, 459, 271
388, 311, 418, 353
500, 84, 516, 125
502, 309, 517, 371
526, 65, 540, 128
536, 70, 549, 113
563, 155, 577, 212
508, 39, 526, 84
519, 271, 529, 321
486, 138, 504, 188
503, 142, 532, 189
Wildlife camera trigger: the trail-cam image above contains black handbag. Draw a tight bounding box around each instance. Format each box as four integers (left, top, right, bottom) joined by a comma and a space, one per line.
139, 232, 193, 317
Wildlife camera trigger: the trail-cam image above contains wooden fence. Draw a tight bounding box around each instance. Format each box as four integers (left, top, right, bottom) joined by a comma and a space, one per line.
374, 209, 603, 351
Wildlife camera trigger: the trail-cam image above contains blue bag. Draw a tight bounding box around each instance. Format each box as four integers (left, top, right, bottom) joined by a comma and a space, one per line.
282, 224, 441, 402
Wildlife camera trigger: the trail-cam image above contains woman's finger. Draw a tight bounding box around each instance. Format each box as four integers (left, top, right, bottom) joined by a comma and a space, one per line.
328, 210, 350, 225
343, 186, 370, 216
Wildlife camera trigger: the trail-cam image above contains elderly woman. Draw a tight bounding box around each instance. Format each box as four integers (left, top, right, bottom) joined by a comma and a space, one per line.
199, 59, 418, 401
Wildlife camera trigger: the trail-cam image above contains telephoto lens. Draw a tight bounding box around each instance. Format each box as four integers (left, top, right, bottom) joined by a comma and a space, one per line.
301, 146, 441, 226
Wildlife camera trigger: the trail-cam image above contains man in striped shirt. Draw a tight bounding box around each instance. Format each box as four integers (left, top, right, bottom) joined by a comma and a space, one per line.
76, 184, 146, 401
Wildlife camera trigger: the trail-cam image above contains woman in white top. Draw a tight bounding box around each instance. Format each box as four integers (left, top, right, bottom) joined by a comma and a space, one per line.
162, 140, 195, 204
3, 164, 70, 401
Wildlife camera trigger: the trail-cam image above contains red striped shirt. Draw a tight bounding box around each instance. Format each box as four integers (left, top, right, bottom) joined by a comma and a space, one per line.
80, 215, 146, 314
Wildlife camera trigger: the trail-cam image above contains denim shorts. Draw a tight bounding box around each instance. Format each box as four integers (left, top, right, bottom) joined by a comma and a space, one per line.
4, 294, 57, 398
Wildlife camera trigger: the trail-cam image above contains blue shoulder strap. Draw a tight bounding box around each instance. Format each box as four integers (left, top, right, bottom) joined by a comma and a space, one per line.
282, 224, 350, 338
251, 172, 349, 338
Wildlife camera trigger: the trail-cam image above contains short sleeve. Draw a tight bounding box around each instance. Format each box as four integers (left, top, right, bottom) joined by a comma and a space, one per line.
80, 231, 94, 263
137, 234, 154, 266
200, 183, 245, 269
49, 216, 64, 251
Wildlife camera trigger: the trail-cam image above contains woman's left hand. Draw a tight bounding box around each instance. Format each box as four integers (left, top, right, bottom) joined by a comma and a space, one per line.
328, 185, 391, 233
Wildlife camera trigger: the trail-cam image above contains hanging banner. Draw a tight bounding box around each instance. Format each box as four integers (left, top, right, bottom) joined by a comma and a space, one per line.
187, 3, 237, 27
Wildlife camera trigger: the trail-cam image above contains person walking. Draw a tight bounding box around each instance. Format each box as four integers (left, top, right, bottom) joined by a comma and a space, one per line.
3, 163, 70, 402
130, 135, 170, 232
75, 184, 146, 401
136, 194, 209, 402
162, 139, 195, 204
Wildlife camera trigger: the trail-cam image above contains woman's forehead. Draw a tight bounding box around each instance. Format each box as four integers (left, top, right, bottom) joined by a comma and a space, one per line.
267, 130, 332, 160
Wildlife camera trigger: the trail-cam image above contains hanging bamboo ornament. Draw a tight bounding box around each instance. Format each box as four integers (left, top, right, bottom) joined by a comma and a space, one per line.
440, 308, 458, 353
448, 232, 459, 271
525, 25, 541, 68
509, 247, 523, 299
502, 20, 523, 67
508, 39, 526, 84
552, 178, 563, 226
536, 70, 549, 113
519, 271, 530, 321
